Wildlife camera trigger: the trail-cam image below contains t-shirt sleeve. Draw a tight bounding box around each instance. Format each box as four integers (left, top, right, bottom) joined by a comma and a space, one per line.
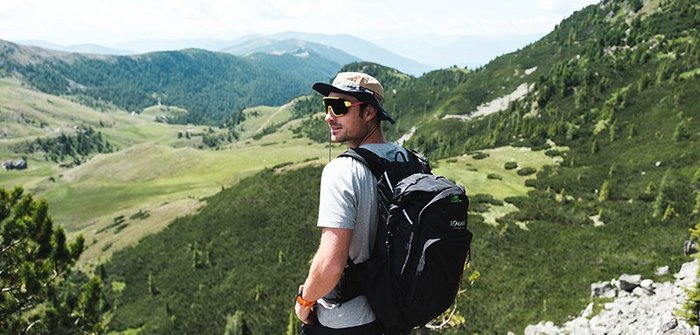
317, 157, 359, 229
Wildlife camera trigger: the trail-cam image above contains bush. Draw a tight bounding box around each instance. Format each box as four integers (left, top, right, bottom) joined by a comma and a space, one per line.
517, 167, 537, 176
504, 161, 518, 170
545, 149, 563, 157
471, 194, 504, 206
472, 152, 490, 160
487, 173, 503, 180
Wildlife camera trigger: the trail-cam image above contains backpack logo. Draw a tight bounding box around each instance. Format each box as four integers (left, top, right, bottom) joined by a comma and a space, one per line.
449, 220, 466, 229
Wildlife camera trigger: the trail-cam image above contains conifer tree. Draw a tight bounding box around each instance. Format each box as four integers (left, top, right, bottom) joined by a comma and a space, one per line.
285, 310, 300, 335
0, 186, 103, 334
224, 311, 251, 335
599, 180, 610, 202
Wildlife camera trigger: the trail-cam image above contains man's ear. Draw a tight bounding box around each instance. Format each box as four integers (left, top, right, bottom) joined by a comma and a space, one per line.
362, 105, 378, 122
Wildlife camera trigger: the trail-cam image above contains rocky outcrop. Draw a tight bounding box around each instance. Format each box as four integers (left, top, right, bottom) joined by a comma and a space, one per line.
525, 260, 699, 335
2, 159, 27, 170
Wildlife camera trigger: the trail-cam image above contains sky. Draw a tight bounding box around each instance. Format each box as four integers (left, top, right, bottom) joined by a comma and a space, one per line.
0, 0, 600, 46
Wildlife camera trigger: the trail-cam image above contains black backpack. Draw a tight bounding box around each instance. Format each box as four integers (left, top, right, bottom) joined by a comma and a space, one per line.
330, 147, 472, 333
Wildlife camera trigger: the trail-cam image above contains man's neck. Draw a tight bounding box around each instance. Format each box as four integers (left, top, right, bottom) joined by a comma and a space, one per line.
348, 133, 385, 148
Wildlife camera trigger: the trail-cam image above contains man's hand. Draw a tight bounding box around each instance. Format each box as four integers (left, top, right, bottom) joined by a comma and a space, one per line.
295, 284, 314, 324
295, 300, 313, 324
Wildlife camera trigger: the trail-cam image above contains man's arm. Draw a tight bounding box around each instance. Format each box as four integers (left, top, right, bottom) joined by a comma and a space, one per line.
295, 227, 353, 323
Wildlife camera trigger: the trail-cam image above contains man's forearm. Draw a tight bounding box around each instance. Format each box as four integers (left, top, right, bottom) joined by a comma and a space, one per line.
300, 227, 353, 301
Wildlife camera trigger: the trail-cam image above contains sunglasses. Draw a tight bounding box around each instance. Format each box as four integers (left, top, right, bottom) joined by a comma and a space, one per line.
323, 97, 366, 117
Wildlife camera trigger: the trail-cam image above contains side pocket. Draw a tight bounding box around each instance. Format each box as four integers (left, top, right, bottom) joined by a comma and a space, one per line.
405, 234, 472, 324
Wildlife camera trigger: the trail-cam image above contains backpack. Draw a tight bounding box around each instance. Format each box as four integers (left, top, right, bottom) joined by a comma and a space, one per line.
331, 147, 472, 333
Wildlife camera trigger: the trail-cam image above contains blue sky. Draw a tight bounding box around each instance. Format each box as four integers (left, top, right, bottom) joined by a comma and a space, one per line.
0, 0, 599, 46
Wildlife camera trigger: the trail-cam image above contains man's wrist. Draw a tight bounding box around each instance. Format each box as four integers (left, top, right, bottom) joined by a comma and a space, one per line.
296, 288, 316, 308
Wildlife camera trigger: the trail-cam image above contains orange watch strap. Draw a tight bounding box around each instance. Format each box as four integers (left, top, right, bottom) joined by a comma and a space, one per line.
296, 294, 316, 307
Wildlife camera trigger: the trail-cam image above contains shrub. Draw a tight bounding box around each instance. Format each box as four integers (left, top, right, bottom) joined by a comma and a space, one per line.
471, 194, 504, 206
517, 167, 537, 176
545, 149, 562, 157
472, 152, 490, 160
487, 173, 503, 180
504, 161, 518, 170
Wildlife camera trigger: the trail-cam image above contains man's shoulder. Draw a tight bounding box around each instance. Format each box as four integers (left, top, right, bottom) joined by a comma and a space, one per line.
358, 143, 407, 162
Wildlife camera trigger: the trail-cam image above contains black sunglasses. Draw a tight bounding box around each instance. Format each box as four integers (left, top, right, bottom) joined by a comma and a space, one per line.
323, 97, 366, 117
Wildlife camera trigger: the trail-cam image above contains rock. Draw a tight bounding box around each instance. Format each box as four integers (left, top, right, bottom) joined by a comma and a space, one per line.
633, 286, 654, 296
525, 260, 698, 335
656, 266, 669, 276
2, 159, 27, 170
657, 313, 678, 333
591, 281, 616, 298
684, 240, 698, 256
524, 321, 560, 335
618, 274, 642, 292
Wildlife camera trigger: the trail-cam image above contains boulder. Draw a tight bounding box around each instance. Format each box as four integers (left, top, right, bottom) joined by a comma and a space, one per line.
657, 313, 678, 334
2, 159, 27, 170
591, 281, 616, 298
617, 274, 642, 292
656, 266, 669, 276
13, 159, 27, 170
683, 240, 698, 256
633, 286, 654, 296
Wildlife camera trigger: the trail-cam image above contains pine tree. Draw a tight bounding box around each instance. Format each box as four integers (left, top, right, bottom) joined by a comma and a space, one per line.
224, 310, 251, 335
285, 310, 300, 335
654, 172, 671, 218
599, 180, 610, 202
0, 186, 103, 334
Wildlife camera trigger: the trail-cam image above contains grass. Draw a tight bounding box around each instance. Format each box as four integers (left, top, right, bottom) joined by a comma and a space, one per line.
434, 145, 563, 200
0, 79, 336, 268
434, 145, 564, 228
235, 104, 294, 139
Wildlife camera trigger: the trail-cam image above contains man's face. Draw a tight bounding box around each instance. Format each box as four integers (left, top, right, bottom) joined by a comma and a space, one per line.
324, 92, 372, 147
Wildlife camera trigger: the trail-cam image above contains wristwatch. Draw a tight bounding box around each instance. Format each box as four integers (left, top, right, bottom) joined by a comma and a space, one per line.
296, 288, 316, 308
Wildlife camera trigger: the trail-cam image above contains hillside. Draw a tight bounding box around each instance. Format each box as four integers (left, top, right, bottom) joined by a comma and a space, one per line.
0, 39, 341, 124
96, 0, 700, 333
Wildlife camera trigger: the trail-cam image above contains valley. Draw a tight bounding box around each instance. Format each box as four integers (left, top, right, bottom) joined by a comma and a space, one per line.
1, 0, 699, 333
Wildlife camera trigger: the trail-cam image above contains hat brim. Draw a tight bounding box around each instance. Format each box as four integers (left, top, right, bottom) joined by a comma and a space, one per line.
312, 82, 395, 124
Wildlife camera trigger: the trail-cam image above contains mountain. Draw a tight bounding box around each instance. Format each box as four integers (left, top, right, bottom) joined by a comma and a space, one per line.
220, 37, 360, 67
222, 32, 433, 76
23, 33, 432, 75
0, 39, 341, 124
98, 0, 700, 333
16, 40, 133, 55
110, 38, 231, 54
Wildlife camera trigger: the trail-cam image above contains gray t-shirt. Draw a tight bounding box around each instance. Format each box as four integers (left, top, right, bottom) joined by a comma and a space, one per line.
316, 142, 407, 328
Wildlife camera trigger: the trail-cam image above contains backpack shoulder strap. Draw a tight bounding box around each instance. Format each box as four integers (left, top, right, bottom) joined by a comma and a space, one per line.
338, 147, 388, 179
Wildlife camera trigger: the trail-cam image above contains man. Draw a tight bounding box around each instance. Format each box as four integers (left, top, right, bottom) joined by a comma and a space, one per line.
294, 72, 405, 334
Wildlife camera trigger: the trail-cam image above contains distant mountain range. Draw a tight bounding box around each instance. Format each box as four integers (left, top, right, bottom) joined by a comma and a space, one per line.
16, 40, 133, 55
15, 31, 544, 76
0, 39, 344, 123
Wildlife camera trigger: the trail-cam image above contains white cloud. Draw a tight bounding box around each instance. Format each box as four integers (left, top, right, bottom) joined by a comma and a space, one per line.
0, 0, 601, 45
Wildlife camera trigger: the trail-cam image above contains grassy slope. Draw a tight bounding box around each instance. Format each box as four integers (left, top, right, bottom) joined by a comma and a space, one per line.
0, 78, 335, 270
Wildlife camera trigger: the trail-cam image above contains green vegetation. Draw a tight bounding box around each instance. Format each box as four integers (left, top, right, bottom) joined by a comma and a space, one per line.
0, 186, 104, 334
1, 47, 341, 124
102, 167, 322, 334
16, 125, 115, 165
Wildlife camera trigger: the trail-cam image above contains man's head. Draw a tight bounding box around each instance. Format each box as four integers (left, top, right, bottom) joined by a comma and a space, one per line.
312, 72, 395, 124
312, 72, 392, 147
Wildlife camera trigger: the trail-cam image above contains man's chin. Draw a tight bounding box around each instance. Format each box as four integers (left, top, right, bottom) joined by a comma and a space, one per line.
329, 134, 343, 143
